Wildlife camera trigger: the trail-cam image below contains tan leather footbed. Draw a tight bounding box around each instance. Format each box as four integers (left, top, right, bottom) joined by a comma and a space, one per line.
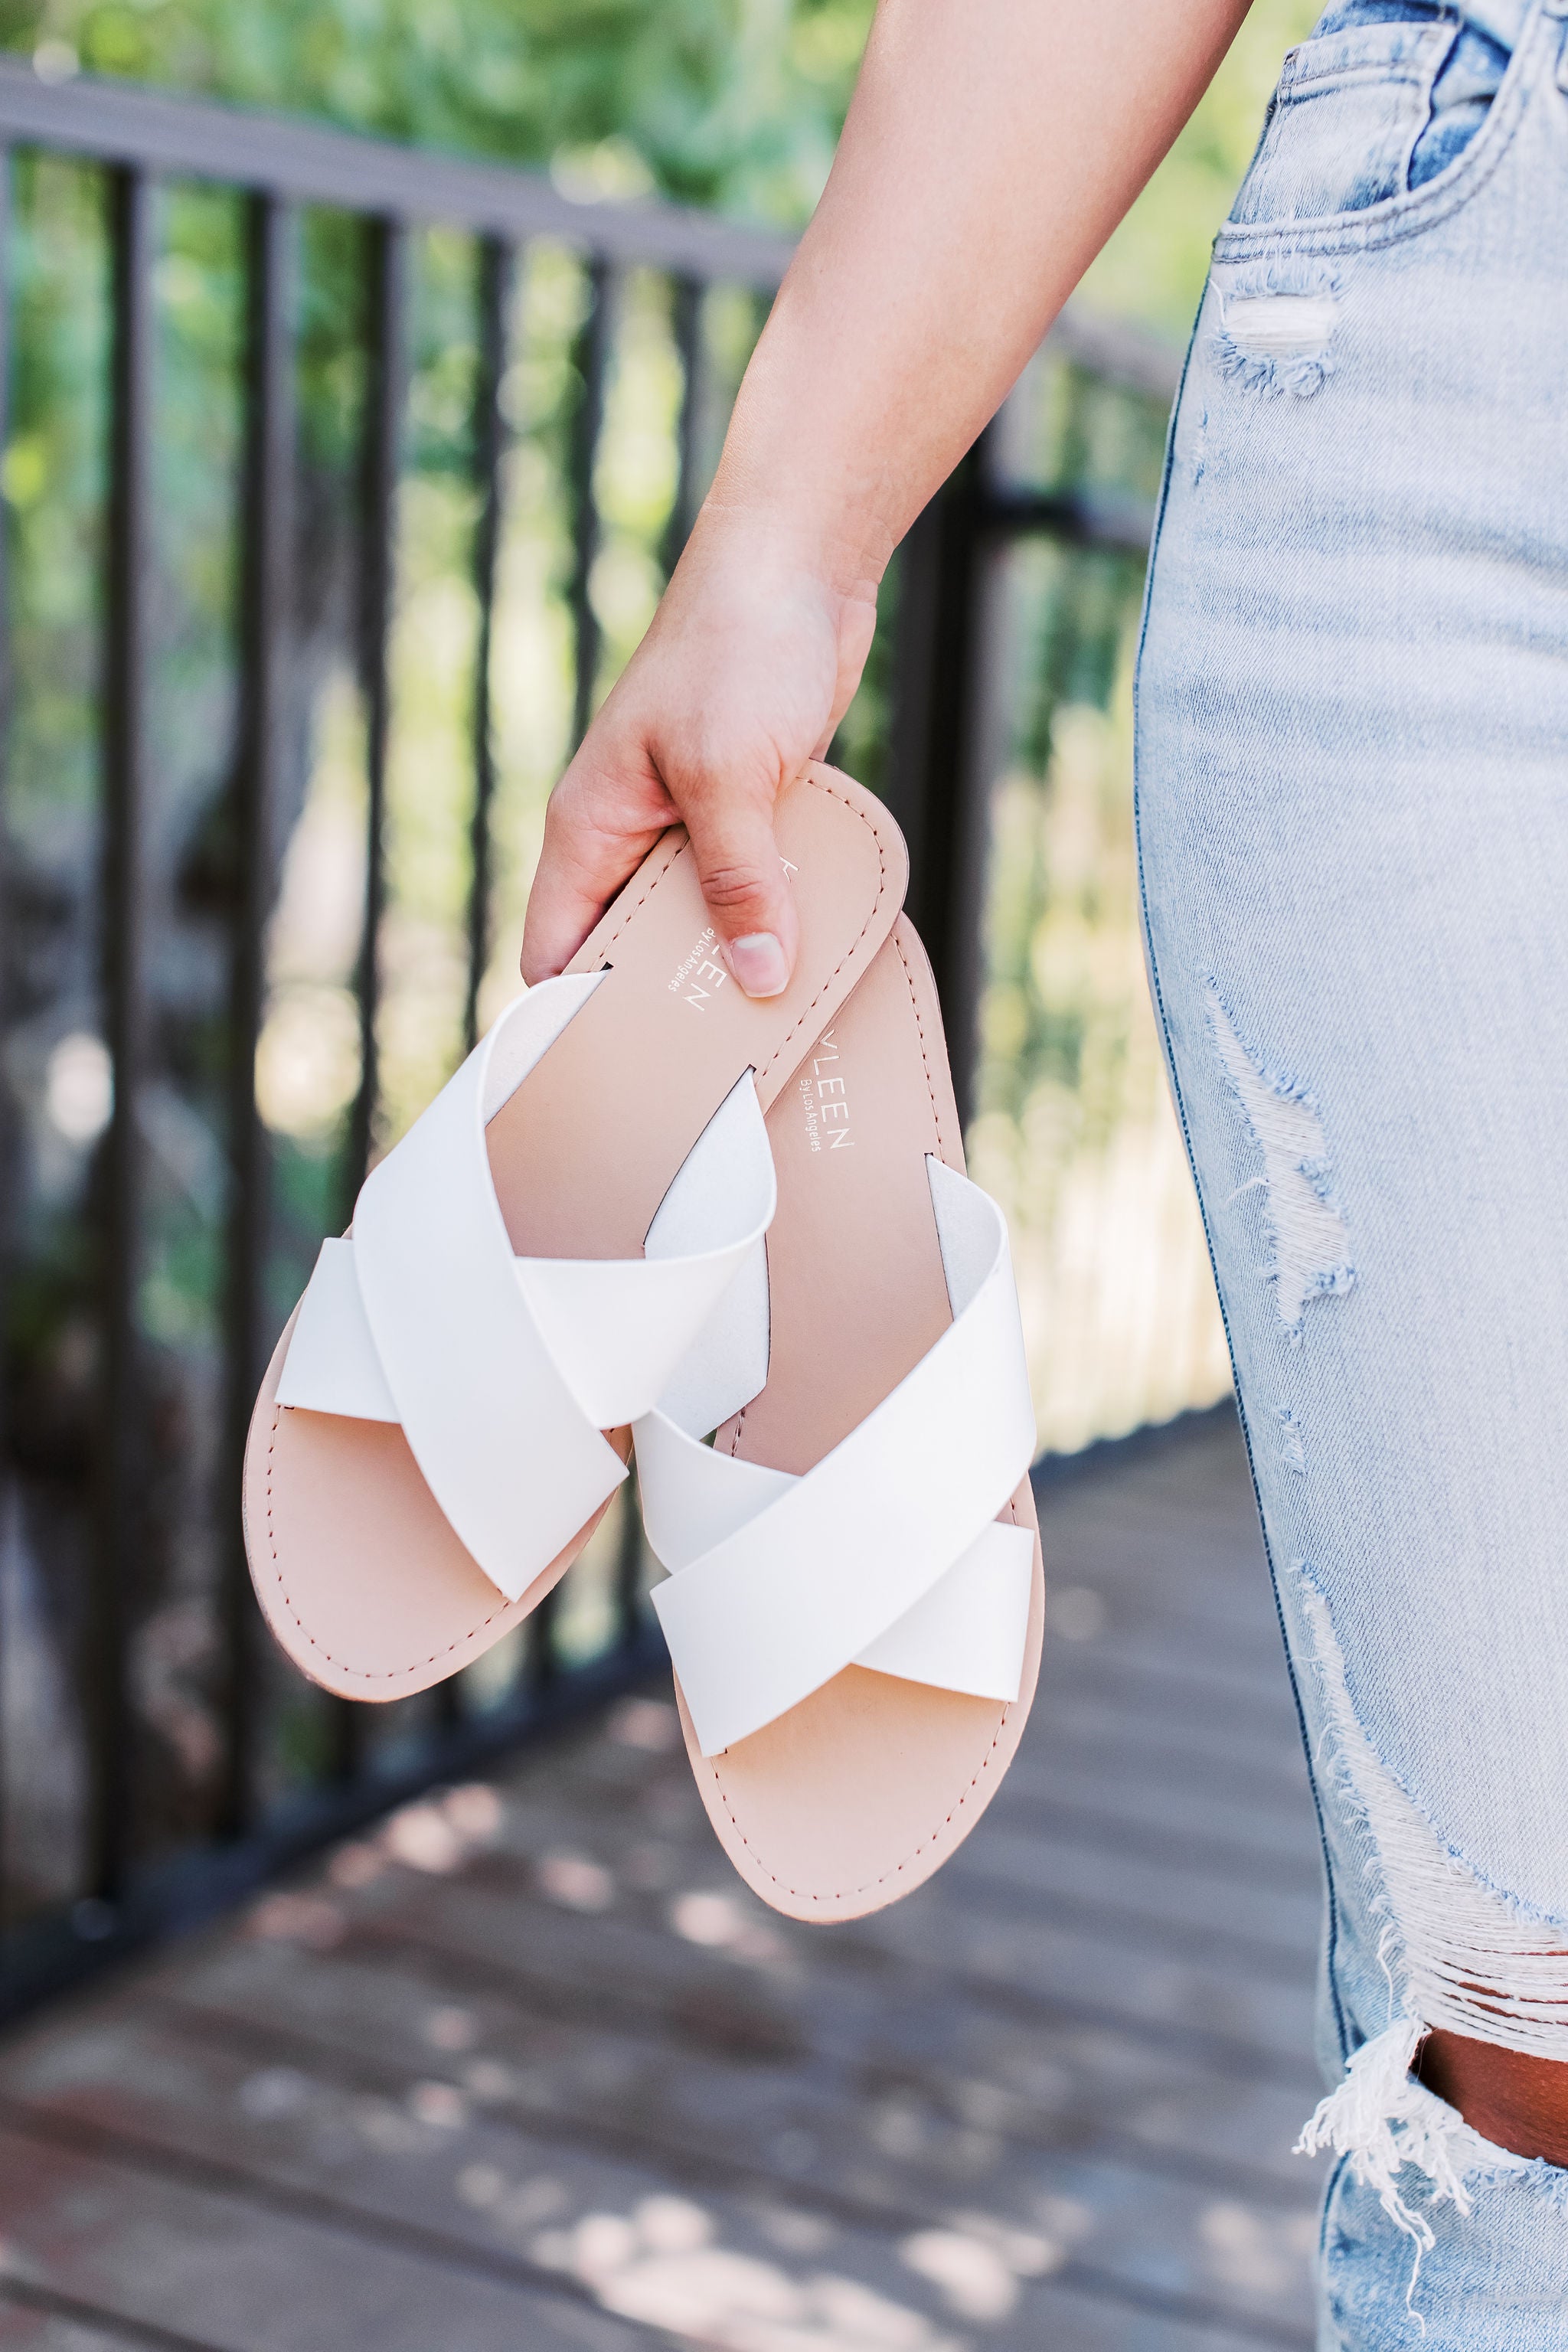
673, 916, 1045, 1922
244, 766, 906, 1704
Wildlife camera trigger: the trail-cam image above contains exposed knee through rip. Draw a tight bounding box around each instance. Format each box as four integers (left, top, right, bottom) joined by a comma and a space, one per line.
1418, 2029, 1568, 2173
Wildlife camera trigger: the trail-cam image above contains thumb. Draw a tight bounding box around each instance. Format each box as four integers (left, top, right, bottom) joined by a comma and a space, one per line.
680, 783, 800, 999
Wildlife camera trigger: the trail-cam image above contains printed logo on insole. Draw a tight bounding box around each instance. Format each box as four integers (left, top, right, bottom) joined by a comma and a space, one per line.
667, 925, 730, 1010
797, 1028, 853, 1154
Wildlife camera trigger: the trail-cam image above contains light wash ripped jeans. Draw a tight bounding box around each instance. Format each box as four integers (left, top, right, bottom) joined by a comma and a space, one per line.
1135, 0, 1568, 2341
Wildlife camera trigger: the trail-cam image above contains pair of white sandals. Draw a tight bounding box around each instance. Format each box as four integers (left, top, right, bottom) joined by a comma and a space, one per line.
244, 768, 1044, 1920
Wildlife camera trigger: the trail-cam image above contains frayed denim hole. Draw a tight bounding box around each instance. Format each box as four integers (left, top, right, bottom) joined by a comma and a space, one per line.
1468, 2154, 1568, 2213
1211, 263, 1344, 400
1292, 1568, 1568, 2316
1275, 1403, 1308, 1476
1206, 983, 1356, 1341
1189, 405, 1207, 489
1294, 1563, 1568, 2050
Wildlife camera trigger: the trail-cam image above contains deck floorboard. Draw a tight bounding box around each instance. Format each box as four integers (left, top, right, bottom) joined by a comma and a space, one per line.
0, 1412, 1328, 2350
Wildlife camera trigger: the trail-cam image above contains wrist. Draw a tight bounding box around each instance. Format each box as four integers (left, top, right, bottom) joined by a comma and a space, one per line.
688, 478, 894, 613
625, 496, 878, 782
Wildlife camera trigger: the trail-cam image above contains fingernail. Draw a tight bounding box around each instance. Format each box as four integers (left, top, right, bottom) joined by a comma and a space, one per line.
727, 933, 789, 998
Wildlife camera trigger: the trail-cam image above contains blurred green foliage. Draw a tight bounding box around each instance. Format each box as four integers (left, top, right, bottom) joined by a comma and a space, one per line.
5, 0, 1316, 330
1, 0, 874, 224
1086, 0, 1322, 336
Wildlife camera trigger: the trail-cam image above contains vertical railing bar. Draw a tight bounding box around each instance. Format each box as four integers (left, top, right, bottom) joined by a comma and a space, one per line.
462, 233, 512, 1057
550, 248, 611, 1708
92, 164, 156, 1905
884, 432, 992, 1132
443, 233, 513, 1737
566, 256, 612, 752
526, 1586, 560, 1700
0, 143, 13, 1939
660, 273, 702, 581
345, 214, 404, 1206
613, 1485, 645, 1652
217, 192, 296, 1841
336, 213, 406, 1783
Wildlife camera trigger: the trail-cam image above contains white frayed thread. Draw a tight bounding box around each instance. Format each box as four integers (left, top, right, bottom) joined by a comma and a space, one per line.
1212, 265, 1341, 397
1207, 987, 1355, 1339
1294, 1573, 1568, 2323
1297, 1580, 1568, 2314
1296, 2019, 1481, 2328
1274, 1404, 1306, 1477
1297, 2018, 1472, 2246
1297, 1567, 1568, 2060
1223, 292, 1341, 355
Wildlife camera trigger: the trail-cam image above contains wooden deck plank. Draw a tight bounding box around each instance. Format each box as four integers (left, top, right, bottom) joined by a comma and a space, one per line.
0, 1410, 1328, 2350
182, 1838, 1323, 2095
0, 2303, 188, 2352
134, 1947, 1320, 2210
943, 1826, 1322, 1955
152, 1929, 1322, 2175
0, 2120, 647, 2351
0, 2007, 1315, 2349
834, 1909, 1320, 2073
480, 1753, 1322, 1899
1002, 1726, 1317, 1828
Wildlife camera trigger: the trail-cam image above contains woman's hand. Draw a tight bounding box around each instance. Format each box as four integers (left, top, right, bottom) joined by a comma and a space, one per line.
522, 0, 1250, 996
520, 511, 878, 997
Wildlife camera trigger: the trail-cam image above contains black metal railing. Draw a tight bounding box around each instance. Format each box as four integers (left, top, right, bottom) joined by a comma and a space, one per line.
0, 56, 1177, 2022
884, 309, 1181, 1134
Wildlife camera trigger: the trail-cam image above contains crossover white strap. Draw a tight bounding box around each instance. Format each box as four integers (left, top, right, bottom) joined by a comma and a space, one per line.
636, 1417, 1035, 1730
858, 1520, 1035, 1692
516, 1070, 773, 1429
276, 979, 775, 1604
280, 1237, 398, 1421
639, 1161, 1037, 1755
279, 1049, 773, 1433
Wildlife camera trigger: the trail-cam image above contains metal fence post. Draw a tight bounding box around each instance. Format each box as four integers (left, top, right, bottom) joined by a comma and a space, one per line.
0, 144, 12, 1926
462, 234, 513, 1056
336, 214, 407, 1780
218, 191, 296, 1841
884, 432, 994, 1136
566, 257, 612, 750
661, 273, 703, 579
92, 162, 157, 1904
346, 214, 406, 1201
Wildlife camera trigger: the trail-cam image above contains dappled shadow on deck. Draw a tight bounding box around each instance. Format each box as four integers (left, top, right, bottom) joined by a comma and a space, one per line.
0, 1410, 1327, 2350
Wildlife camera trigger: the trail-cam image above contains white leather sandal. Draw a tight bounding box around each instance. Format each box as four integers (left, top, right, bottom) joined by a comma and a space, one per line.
244, 765, 905, 1701
634, 916, 1044, 1921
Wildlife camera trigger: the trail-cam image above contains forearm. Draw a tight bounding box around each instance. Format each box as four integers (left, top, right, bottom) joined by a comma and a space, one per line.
524, 0, 1251, 985
708, 0, 1252, 596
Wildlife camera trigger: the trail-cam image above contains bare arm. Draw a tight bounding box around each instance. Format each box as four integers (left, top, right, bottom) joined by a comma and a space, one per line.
521, 0, 1251, 992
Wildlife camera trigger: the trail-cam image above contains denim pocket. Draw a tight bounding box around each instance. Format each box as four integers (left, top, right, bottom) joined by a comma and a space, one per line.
1230, 17, 1459, 227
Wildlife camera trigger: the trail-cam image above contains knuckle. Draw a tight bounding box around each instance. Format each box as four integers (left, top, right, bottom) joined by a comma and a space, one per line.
669, 722, 780, 806
695, 861, 773, 917
679, 756, 775, 817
